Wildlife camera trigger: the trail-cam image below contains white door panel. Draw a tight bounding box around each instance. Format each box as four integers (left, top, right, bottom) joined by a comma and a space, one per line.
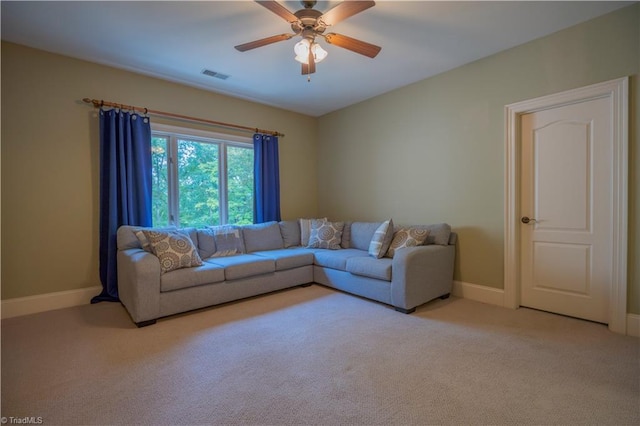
534, 120, 590, 231
520, 97, 611, 323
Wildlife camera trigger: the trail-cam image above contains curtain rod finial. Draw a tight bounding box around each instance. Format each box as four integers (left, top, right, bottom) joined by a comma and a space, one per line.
83, 98, 102, 108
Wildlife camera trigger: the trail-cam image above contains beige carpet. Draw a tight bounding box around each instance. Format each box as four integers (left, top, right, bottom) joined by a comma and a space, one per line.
1, 285, 639, 425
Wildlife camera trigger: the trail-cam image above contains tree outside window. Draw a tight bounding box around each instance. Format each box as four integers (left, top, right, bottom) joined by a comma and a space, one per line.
151, 127, 254, 227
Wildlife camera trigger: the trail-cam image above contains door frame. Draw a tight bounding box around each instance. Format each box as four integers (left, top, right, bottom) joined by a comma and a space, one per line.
504, 77, 628, 334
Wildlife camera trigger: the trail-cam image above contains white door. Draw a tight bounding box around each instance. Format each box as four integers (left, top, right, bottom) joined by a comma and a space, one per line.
520, 97, 612, 323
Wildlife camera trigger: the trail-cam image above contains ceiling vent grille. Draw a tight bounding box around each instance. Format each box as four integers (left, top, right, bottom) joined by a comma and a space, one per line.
202, 69, 230, 80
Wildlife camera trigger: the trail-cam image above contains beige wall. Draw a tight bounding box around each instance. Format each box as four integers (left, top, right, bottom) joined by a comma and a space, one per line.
1, 42, 318, 300
2, 4, 638, 315
317, 4, 640, 313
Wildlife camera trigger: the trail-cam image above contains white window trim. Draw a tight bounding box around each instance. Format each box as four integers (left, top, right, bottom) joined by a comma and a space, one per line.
151, 123, 253, 227
151, 123, 253, 146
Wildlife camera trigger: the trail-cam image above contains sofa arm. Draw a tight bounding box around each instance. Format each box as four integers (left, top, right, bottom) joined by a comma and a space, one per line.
117, 248, 161, 324
391, 245, 455, 310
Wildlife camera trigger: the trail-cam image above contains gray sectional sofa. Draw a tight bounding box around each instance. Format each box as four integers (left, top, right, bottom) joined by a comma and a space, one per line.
117, 220, 456, 327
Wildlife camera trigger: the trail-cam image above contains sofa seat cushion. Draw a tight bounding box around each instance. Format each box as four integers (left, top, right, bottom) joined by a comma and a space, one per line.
312, 249, 368, 271
252, 248, 314, 271
206, 254, 275, 280
161, 262, 225, 292
346, 256, 393, 281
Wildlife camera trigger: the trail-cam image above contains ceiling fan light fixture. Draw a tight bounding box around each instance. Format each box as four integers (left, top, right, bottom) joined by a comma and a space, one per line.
312, 43, 328, 63
294, 39, 327, 64
294, 39, 310, 58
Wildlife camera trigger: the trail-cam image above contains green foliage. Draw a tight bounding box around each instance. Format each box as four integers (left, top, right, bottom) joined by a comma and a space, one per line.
151, 135, 254, 227
227, 145, 254, 225
177, 139, 221, 228
151, 136, 169, 226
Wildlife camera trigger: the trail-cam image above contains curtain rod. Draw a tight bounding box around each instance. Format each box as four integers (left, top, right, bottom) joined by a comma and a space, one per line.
82, 98, 284, 137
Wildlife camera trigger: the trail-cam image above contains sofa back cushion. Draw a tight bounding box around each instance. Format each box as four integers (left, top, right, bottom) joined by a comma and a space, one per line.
340, 222, 352, 249
210, 225, 246, 257
349, 222, 383, 251
424, 223, 452, 245
196, 228, 217, 259
279, 220, 301, 248
242, 221, 284, 253
181, 227, 199, 248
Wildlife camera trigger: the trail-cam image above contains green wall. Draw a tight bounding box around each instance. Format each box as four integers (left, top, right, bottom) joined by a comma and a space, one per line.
317, 4, 640, 313
1, 42, 318, 300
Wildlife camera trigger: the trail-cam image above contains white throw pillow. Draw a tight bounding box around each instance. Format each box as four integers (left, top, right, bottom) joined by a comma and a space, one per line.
368, 219, 394, 259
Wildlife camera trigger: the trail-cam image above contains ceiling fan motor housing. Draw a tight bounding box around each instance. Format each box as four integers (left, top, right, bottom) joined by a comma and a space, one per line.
292, 8, 326, 37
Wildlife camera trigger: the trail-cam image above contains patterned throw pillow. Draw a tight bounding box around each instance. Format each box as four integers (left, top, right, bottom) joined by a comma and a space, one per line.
134, 226, 177, 252
307, 219, 344, 250
385, 228, 430, 258
209, 225, 246, 257
368, 219, 394, 259
141, 230, 203, 274
299, 217, 327, 246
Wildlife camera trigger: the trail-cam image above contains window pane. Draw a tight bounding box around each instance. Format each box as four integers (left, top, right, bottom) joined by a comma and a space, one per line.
177, 139, 220, 227
151, 136, 169, 226
227, 145, 254, 225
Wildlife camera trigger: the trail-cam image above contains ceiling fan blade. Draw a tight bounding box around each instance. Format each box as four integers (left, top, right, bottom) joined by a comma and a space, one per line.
256, 0, 298, 23
324, 33, 381, 58
235, 33, 294, 52
320, 1, 375, 26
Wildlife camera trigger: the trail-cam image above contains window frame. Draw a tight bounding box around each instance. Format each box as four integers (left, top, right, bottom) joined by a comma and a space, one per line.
151, 123, 254, 227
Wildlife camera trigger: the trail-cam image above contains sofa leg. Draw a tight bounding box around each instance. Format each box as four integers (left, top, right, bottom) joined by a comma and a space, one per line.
394, 307, 416, 314
299, 283, 313, 288
439, 293, 451, 300
136, 319, 157, 328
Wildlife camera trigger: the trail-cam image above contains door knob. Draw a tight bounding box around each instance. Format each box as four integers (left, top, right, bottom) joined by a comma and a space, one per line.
521, 216, 536, 224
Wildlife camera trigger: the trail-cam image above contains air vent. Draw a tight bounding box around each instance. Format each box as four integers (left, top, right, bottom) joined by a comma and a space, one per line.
202, 69, 230, 80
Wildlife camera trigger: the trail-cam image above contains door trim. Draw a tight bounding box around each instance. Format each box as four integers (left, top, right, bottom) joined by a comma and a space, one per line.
504, 77, 628, 334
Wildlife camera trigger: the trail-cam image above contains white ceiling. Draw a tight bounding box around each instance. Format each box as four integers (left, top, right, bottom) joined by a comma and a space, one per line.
1, 1, 633, 116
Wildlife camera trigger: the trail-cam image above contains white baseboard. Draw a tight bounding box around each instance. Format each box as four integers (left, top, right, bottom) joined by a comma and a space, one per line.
626, 314, 640, 337
452, 280, 639, 337
1, 286, 102, 319
452, 280, 505, 306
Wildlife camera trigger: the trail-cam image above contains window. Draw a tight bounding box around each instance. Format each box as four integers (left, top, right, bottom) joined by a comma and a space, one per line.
151, 124, 254, 227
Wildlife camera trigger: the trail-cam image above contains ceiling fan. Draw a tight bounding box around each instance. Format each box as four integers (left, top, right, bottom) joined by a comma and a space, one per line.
235, 0, 381, 77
